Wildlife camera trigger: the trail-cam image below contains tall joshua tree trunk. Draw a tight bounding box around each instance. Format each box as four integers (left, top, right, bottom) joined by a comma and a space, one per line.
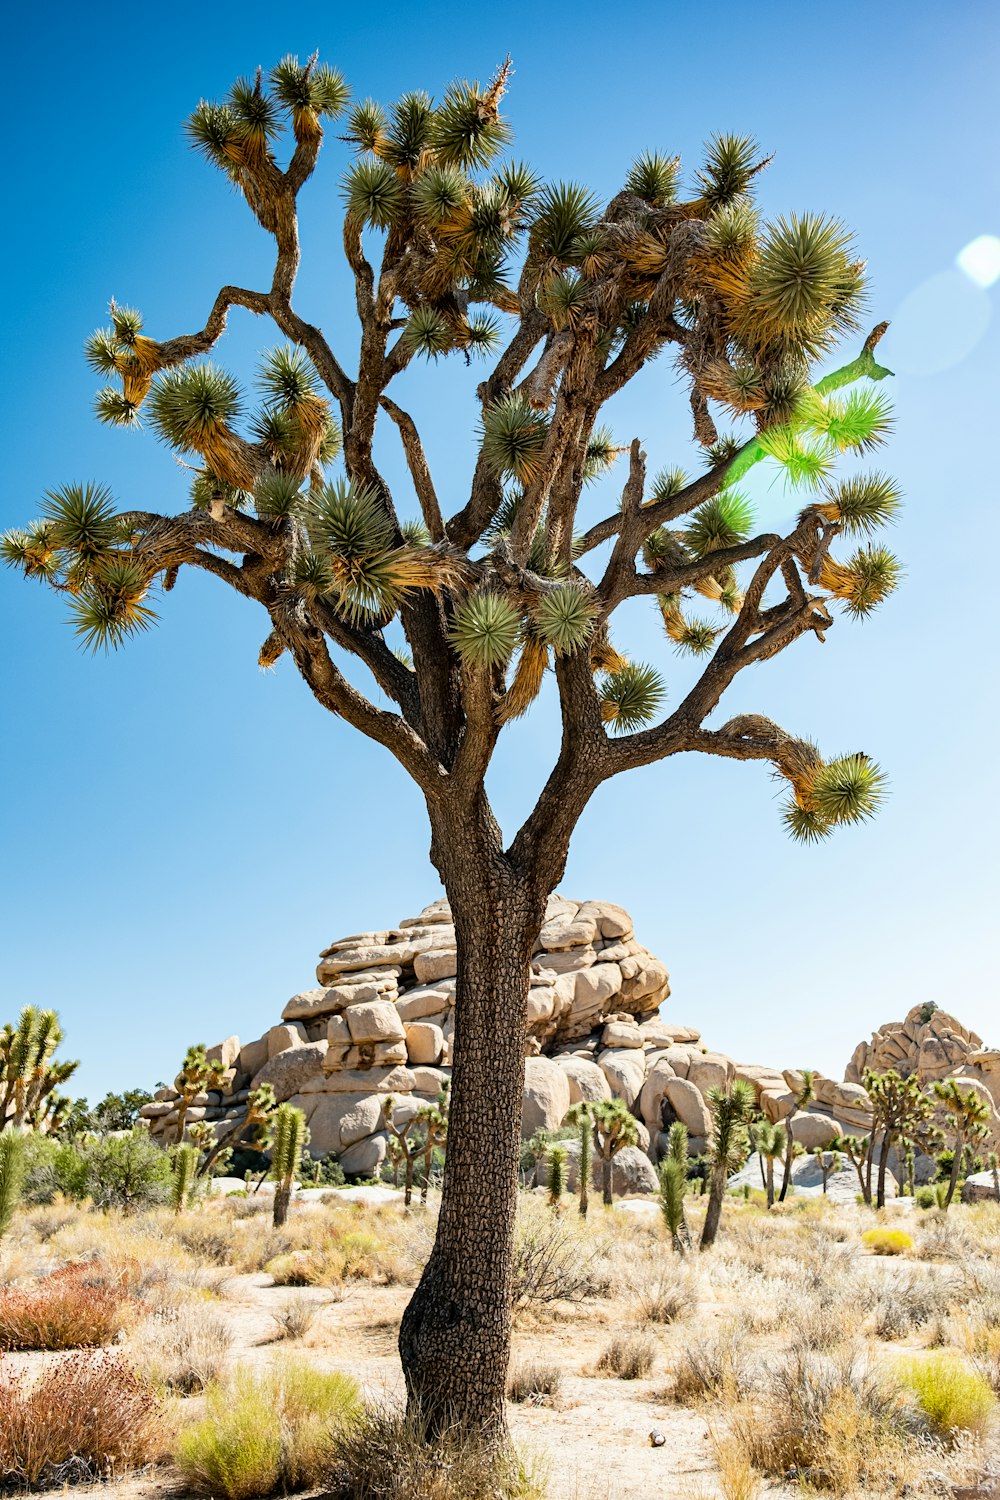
399, 836, 544, 1442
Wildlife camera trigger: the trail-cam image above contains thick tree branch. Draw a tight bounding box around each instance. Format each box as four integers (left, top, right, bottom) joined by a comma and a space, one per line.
379, 397, 446, 542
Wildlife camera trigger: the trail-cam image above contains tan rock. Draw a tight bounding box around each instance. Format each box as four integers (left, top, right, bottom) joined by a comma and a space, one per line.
396, 983, 456, 1021
405, 1022, 444, 1066
788, 1110, 840, 1151
577, 901, 634, 940
252, 1041, 329, 1100
206, 1036, 240, 1071
266, 1023, 308, 1058
538, 914, 599, 951
236, 1036, 269, 1079
339, 1132, 388, 1177
598, 1048, 647, 1108
521, 1057, 571, 1138
411, 1066, 451, 1095
688, 1052, 735, 1096
663, 1077, 712, 1137
413, 948, 458, 984
345, 1001, 406, 1045
637, 1059, 678, 1132
602, 1020, 644, 1049
537, 947, 598, 975
312, 1065, 415, 1094
398, 899, 452, 928
554, 1056, 612, 1105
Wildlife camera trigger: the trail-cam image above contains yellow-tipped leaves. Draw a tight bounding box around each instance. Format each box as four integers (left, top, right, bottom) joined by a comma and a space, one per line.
40, 482, 120, 562
68, 557, 158, 653
823, 473, 902, 537
450, 590, 521, 669
820, 545, 902, 617
811, 754, 888, 826
599, 663, 665, 732
748, 213, 865, 348
684, 491, 754, 555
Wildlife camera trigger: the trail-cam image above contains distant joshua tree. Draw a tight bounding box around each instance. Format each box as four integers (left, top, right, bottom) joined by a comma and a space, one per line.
0, 1007, 79, 1133
701, 1080, 755, 1248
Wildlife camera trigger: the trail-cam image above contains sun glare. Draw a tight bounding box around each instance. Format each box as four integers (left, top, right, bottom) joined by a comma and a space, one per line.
956, 234, 1000, 289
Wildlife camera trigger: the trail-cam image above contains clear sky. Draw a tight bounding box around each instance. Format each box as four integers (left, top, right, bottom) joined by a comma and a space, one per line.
1, 0, 998, 1103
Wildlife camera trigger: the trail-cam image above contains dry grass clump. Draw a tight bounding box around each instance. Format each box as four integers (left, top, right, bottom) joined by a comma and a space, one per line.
596, 1332, 656, 1380
176, 1360, 360, 1498
667, 1324, 749, 1404
129, 1302, 234, 1393
708, 1426, 762, 1500
511, 1205, 605, 1307
915, 1216, 977, 1263
0, 1261, 136, 1350
507, 1360, 562, 1404
0, 1353, 163, 1487
861, 1226, 913, 1256
896, 1353, 996, 1442
271, 1294, 321, 1342
630, 1264, 697, 1325
330, 1401, 546, 1499
869, 1265, 956, 1341
727, 1344, 920, 1491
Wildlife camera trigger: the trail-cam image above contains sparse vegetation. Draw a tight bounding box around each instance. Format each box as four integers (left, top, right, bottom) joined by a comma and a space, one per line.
0, 1261, 135, 1349
861, 1226, 913, 1256
896, 1352, 996, 1440
596, 1331, 656, 1379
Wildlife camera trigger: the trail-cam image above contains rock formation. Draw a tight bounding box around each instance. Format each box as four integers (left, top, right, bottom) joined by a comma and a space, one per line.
141, 901, 1000, 1183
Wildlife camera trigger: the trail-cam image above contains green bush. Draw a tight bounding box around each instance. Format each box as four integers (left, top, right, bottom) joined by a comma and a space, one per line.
175, 1361, 361, 1498
16, 1129, 170, 1211
915, 1185, 937, 1209
861, 1227, 912, 1256
897, 1353, 996, 1440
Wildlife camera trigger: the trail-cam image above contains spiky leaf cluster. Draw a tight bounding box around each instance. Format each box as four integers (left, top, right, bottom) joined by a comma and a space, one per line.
600, 663, 665, 732
450, 591, 521, 669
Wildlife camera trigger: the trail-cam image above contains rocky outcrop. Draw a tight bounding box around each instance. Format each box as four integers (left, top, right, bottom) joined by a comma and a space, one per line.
140, 900, 1000, 1191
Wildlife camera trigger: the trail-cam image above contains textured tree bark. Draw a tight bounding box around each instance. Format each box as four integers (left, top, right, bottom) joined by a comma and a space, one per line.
700, 1160, 726, 1249
398, 848, 544, 1442
272, 1181, 291, 1227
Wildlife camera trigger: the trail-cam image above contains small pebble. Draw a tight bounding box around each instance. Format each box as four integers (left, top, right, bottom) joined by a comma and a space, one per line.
649, 1431, 665, 1447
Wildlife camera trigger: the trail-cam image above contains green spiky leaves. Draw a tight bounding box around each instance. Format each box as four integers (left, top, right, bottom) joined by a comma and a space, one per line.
839, 545, 903, 617
480, 394, 549, 485
148, 364, 241, 449
257, 345, 320, 408
270, 56, 349, 119
697, 135, 762, 208
531, 183, 600, 264
431, 79, 512, 169
625, 152, 680, 207
253, 472, 305, 518
750, 213, 865, 348
40, 482, 120, 563
531, 584, 596, 656
413, 164, 470, 225
68, 558, 158, 653
782, 752, 888, 843
684, 490, 754, 555
450, 590, 521, 669
343, 159, 404, 228
826, 473, 902, 536
600, 663, 665, 733
401, 307, 454, 360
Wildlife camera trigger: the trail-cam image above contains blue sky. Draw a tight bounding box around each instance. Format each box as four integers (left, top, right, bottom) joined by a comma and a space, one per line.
1, 0, 998, 1101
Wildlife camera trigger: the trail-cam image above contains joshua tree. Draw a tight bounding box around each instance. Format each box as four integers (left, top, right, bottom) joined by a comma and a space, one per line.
565, 1101, 593, 1216
198, 1082, 277, 1176
865, 1068, 936, 1209
932, 1079, 992, 1209
777, 1069, 814, 1201
701, 1079, 755, 1249
417, 1085, 450, 1204
172, 1045, 228, 1147
989, 1151, 1000, 1203
752, 1118, 787, 1208
384, 1096, 425, 1207
0, 1130, 27, 1240
171, 1142, 199, 1213
658, 1121, 691, 1252
269, 1102, 309, 1227
589, 1098, 640, 1206
831, 1131, 872, 1203
0, 1008, 80, 1131
812, 1146, 840, 1195
546, 1143, 567, 1207
2, 56, 902, 1438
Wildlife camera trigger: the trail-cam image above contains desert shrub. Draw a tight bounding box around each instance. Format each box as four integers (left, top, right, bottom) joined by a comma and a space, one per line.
597, 1332, 656, 1379
0, 1262, 133, 1350
915, 1185, 937, 1209
0, 1353, 162, 1486
869, 1266, 956, 1340
728, 1345, 918, 1488
964, 1321, 1000, 1395
861, 1227, 912, 1256
896, 1353, 996, 1440
176, 1361, 361, 1498
510, 1209, 600, 1306
631, 1265, 696, 1325
709, 1427, 762, 1500
330, 1401, 545, 1500
78, 1129, 172, 1212
507, 1360, 562, 1404
669, 1324, 749, 1403
130, 1303, 234, 1394
266, 1250, 332, 1287
271, 1294, 319, 1341
916, 1217, 976, 1263
170, 1214, 236, 1265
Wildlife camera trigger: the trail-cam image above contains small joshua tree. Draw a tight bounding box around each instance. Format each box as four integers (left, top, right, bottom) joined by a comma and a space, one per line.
384, 1096, 425, 1207
812, 1146, 840, 1195
546, 1143, 567, 1207
658, 1121, 691, 1253
0, 1130, 27, 1240
417, 1082, 450, 1204
752, 1118, 787, 1208
565, 1101, 594, 1216
269, 1103, 309, 1227
198, 1082, 277, 1176
777, 1069, 814, 1202
589, 1098, 639, 1207
0, 1007, 80, 1132
171, 1142, 199, 1213
2, 54, 904, 1437
173, 1045, 228, 1147
932, 1079, 992, 1209
701, 1079, 755, 1250
989, 1151, 1000, 1204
